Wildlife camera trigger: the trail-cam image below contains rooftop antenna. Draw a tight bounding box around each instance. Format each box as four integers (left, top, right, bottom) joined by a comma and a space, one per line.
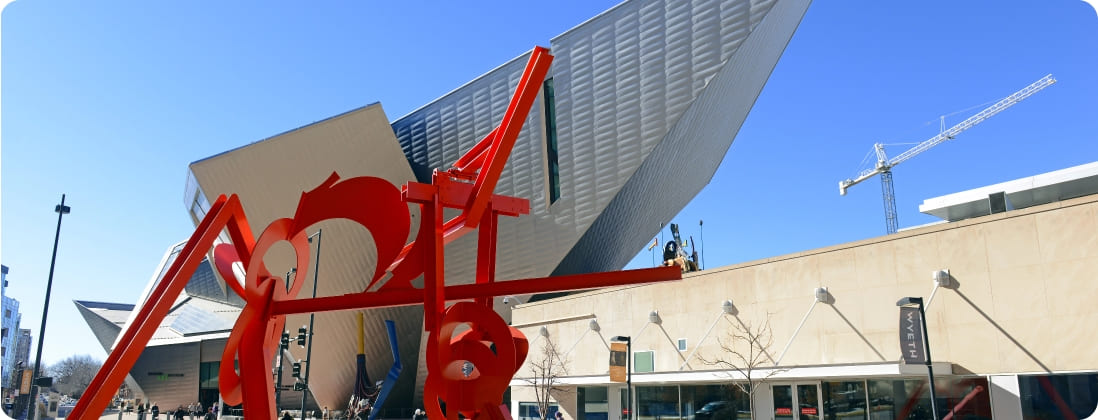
699, 219, 704, 270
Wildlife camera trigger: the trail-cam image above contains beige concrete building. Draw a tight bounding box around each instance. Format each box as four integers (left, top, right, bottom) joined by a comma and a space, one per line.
508, 163, 1098, 420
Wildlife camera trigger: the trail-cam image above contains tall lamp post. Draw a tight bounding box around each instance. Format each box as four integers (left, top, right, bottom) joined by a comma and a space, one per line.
897, 297, 939, 420
610, 336, 631, 420
27, 194, 71, 420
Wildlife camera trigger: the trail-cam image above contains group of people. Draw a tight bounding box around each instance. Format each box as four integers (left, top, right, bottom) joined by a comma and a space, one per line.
134, 401, 217, 420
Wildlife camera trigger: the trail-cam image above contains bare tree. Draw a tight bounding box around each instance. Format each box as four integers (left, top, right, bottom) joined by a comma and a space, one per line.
47, 354, 102, 398
699, 313, 786, 420
522, 338, 571, 420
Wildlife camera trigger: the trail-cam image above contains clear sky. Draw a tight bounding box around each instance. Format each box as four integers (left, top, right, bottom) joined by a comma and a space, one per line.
1, 1, 1095, 367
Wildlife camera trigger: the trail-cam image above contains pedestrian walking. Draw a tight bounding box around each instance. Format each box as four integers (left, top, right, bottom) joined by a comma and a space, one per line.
152, 402, 160, 420
189, 403, 196, 420
204, 408, 216, 420
138, 403, 146, 420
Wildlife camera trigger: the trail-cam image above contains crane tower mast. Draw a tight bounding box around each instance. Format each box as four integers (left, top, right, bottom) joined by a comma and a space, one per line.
839, 74, 1056, 234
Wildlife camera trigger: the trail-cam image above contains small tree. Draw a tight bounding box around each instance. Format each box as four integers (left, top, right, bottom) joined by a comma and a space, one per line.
47, 354, 102, 398
523, 338, 571, 420
699, 313, 786, 420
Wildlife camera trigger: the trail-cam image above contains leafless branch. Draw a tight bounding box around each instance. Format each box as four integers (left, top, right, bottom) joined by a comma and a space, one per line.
522, 338, 573, 420
697, 313, 787, 420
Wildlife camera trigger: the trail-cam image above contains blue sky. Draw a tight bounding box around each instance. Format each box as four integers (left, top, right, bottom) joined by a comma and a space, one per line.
1, 1, 1095, 366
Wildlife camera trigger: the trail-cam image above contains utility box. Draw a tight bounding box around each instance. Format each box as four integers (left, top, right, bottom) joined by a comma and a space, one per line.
47, 392, 60, 418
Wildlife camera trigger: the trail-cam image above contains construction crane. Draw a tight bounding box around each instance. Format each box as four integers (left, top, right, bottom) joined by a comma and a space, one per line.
839, 74, 1056, 234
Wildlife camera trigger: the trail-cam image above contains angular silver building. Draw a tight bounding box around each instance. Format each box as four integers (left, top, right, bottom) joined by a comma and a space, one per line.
80, 0, 811, 413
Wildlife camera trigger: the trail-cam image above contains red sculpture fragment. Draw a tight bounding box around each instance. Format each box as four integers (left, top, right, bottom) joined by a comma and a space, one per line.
69, 46, 681, 420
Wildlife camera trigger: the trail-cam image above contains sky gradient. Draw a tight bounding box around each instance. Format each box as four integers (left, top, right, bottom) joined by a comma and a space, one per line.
2, 1, 1096, 367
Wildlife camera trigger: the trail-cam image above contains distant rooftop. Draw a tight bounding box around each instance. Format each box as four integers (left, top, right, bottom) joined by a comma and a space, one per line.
920, 161, 1098, 222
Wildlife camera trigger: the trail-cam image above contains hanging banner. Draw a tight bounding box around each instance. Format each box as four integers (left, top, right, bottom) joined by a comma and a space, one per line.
899, 306, 926, 364
609, 342, 627, 383
20, 369, 33, 394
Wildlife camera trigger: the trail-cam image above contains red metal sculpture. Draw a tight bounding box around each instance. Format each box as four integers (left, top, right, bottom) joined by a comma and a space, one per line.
69, 46, 681, 420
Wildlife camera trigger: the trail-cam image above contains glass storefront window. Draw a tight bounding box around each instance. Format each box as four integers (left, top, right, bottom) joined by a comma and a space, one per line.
637, 385, 680, 420
199, 361, 219, 389
867, 380, 901, 420
581, 386, 609, 420
775, 385, 795, 420
519, 402, 559, 420
865, 378, 991, 420
1019, 373, 1098, 420
940, 377, 991, 420
822, 381, 867, 420
681, 384, 750, 420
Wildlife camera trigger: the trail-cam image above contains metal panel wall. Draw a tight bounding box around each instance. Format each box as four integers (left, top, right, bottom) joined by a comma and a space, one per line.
555, 0, 812, 275
391, 0, 793, 284
131, 342, 201, 409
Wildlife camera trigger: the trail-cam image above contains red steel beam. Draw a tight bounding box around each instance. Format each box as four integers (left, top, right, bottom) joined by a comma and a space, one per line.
271, 266, 682, 315
68, 194, 255, 420
463, 46, 552, 228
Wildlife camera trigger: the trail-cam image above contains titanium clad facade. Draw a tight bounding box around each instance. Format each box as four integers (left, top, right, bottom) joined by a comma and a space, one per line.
392, 0, 811, 281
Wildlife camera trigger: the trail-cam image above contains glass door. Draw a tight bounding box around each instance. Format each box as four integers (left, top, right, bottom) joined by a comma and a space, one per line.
773, 383, 821, 420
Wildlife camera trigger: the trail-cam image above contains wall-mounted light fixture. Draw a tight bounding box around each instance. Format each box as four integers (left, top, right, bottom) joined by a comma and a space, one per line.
722, 300, 736, 315
589, 319, 601, 332
648, 310, 662, 324
815, 287, 830, 303
933, 269, 952, 288
502, 295, 525, 305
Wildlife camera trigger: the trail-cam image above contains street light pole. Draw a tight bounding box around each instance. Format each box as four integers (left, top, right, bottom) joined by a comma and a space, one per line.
300, 229, 322, 419
897, 297, 939, 420
611, 336, 631, 420
27, 194, 71, 420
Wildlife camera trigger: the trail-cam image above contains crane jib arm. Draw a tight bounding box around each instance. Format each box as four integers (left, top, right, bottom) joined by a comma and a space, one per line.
838, 74, 1055, 196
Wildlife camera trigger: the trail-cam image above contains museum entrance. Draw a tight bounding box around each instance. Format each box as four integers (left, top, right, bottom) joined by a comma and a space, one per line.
772, 383, 821, 420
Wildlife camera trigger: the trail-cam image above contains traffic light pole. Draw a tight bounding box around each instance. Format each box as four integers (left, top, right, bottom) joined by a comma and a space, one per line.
276, 332, 289, 409
300, 229, 322, 419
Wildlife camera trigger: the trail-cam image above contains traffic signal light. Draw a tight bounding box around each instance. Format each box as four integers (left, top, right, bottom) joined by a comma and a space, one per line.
292, 363, 301, 378
294, 382, 306, 391
281, 331, 290, 347
297, 326, 307, 347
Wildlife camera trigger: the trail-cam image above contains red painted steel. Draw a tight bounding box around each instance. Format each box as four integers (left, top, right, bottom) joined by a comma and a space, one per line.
67, 195, 255, 420
464, 47, 553, 228
73, 46, 681, 420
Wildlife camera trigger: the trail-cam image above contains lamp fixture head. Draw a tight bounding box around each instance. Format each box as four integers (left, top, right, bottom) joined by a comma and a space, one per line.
814, 287, 829, 303
721, 300, 735, 314
933, 269, 953, 288
648, 310, 662, 324
589, 319, 600, 332
896, 296, 924, 307
502, 295, 525, 305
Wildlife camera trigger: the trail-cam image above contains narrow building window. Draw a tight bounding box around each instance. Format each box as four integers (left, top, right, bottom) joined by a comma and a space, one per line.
543, 78, 561, 205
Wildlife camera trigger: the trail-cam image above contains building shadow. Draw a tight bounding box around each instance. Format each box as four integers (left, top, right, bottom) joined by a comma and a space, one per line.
944, 276, 1054, 375
827, 304, 887, 361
